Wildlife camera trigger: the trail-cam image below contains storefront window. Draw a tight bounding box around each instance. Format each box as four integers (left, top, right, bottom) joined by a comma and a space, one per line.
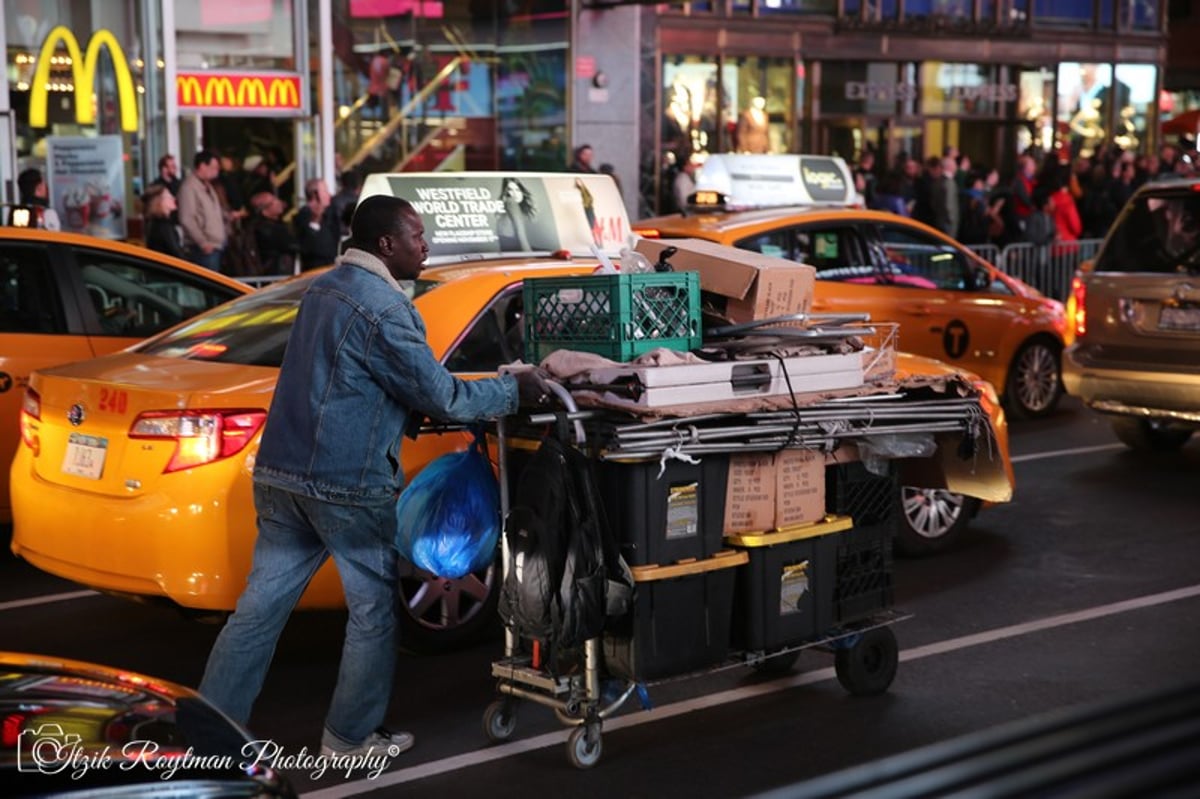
663, 57, 722, 161
1057, 62, 1116, 158
723, 57, 792, 154
497, 47, 567, 170
758, 0, 837, 13
1006, 0, 1030, 22
173, 0, 296, 70
1113, 64, 1157, 152
1017, 67, 1055, 155
921, 62, 1013, 118
1124, 0, 1158, 30
1033, 0, 1093, 25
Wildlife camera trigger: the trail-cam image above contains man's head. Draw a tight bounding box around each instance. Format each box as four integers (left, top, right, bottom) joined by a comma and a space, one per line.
250, 192, 283, 219
339, 170, 362, 195
193, 149, 220, 181
573, 144, 594, 168
158, 154, 178, 179
350, 195, 427, 281
305, 178, 331, 207
17, 168, 47, 203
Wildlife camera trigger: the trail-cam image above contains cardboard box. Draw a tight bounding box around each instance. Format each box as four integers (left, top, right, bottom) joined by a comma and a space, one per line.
635, 237, 815, 323
723, 449, 825, 534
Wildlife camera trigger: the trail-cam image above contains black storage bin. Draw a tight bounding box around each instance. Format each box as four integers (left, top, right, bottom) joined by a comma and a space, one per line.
726, 516, 851, 652
604, 550, 746, 681
596, 454, 728, 567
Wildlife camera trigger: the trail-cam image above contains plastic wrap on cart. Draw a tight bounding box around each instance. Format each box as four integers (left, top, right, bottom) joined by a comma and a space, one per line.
360, 172, 629, 259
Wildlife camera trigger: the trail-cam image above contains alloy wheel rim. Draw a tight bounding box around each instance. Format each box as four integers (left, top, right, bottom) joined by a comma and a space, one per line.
1017, 344, 1058, 413
901, 488, 965, 540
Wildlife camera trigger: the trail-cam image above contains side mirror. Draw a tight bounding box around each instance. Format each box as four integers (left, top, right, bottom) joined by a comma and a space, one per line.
969, 266, 992, 292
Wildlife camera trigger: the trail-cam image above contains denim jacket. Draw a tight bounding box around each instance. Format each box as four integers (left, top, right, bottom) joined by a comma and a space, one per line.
254, 248, 518, 503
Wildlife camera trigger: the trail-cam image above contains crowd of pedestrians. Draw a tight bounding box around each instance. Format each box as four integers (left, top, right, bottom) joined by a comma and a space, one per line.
858, 140, 1200, 249
136, 148, 362, 278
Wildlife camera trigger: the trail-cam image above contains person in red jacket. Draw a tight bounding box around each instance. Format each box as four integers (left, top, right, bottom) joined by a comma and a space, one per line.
1047, 166, 1082, 258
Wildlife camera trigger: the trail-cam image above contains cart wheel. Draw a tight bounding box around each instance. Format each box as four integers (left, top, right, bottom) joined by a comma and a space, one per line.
835, 626, 898, 697
566, 724, 603, 769
483, 699, 517, 742
752, 650, 800, 675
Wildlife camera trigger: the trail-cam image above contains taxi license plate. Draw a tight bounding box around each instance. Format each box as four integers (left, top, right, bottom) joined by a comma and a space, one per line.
1159, 306, 1200, 331
61, 433, 108, 480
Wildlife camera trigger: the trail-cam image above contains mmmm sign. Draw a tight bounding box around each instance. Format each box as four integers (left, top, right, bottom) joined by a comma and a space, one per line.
177, 72, 304, 114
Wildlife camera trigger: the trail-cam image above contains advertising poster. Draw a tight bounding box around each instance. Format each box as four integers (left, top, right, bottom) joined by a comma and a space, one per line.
46, 135, 127, 240
361, 172, 629, 259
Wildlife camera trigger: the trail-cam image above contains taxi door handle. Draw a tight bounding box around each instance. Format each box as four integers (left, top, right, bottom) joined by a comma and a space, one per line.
906, 304, 933, 316
811, 300, 832, 312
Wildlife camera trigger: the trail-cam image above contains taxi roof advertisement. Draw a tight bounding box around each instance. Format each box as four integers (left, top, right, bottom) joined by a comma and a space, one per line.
696, 154, 855, 208
359, 172, 629, 260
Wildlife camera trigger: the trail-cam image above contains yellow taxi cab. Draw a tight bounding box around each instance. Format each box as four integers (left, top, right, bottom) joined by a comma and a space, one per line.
0, 226, 251, 522
10, 173, 1012, 654
635, 154, 1068, 420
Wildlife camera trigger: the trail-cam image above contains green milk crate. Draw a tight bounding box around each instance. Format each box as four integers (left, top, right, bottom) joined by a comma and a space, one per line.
523, 272, 702, 363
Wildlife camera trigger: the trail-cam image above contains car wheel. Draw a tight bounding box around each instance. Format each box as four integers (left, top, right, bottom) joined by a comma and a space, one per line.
1111, 418, 1194, 452
1005, 338, 1062, 419
895, 487, 979, 557
396, 558, 500, 653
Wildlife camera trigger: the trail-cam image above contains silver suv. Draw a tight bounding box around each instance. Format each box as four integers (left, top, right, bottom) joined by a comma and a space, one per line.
1062, 178, 1200, 450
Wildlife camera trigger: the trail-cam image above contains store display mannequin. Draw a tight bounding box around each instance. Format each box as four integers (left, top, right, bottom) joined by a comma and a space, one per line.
1069, 98, 1105, 158
1113, 105, 1139, 152
737, 96, 770, 154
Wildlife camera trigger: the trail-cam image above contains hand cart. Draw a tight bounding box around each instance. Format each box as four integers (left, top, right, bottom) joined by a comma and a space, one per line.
482, 382, 907, 769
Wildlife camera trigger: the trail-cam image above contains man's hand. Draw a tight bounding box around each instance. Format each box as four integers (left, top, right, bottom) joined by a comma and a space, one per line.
513, 369, 554, 408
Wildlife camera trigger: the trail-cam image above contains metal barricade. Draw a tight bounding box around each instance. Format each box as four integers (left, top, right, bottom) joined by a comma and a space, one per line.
235, 274, 293, 289
994, 238, 1104, 302
966, 242, 1001, 266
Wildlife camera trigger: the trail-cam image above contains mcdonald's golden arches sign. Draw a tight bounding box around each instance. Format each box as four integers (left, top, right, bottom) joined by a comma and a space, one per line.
29, 26, 138, 133
176, 72, 305, 115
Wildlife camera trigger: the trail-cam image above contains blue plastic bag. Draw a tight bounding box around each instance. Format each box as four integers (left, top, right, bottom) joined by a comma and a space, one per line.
395, 428, 500, 579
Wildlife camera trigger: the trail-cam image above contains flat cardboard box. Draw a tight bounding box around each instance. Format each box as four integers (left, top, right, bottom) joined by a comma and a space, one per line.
724, 449, 825, 534
635, 237, 815, 323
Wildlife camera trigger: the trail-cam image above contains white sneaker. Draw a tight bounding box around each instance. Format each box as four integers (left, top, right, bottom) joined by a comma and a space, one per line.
320, 727, 414, 759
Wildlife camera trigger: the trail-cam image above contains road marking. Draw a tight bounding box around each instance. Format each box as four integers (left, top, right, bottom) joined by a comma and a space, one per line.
302, 582, 1200, 798
0, 444, 1124, 615
0, 589, 98, 611
1010, 442, 1124, 463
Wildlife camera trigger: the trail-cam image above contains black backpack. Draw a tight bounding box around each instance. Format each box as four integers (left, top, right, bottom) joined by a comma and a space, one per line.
499, 435, 633, 664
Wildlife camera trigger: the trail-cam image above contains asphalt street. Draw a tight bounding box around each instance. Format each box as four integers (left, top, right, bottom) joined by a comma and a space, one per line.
3, 396, 1199, 797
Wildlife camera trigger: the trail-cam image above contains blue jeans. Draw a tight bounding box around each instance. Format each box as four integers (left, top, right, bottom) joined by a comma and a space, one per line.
188, 246, 224, 272
199, 483, 398, 744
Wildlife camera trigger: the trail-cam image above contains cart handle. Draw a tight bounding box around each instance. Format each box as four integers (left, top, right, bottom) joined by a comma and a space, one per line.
544, 380, 586, 445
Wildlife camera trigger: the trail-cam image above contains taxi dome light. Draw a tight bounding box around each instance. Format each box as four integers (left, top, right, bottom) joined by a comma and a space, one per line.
692, 154, 856, 210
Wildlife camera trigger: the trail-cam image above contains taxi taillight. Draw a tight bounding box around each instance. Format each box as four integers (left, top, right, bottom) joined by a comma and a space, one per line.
19, 388, 40, 451
130, 409, 267, 473
1067, 275, 1088, 342
633, 228, 661, 239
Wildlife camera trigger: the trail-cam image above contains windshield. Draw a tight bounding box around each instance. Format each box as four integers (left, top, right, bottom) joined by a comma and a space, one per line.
1096, 190, 1200, 274
136, 274, 436, 367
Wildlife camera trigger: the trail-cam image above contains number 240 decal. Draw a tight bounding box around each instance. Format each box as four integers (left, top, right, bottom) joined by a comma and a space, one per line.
98, 388, 128, 414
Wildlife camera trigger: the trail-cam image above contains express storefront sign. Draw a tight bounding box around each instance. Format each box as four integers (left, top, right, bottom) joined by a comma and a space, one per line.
845, 81, 1017, 103
176, 72, 305, 115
